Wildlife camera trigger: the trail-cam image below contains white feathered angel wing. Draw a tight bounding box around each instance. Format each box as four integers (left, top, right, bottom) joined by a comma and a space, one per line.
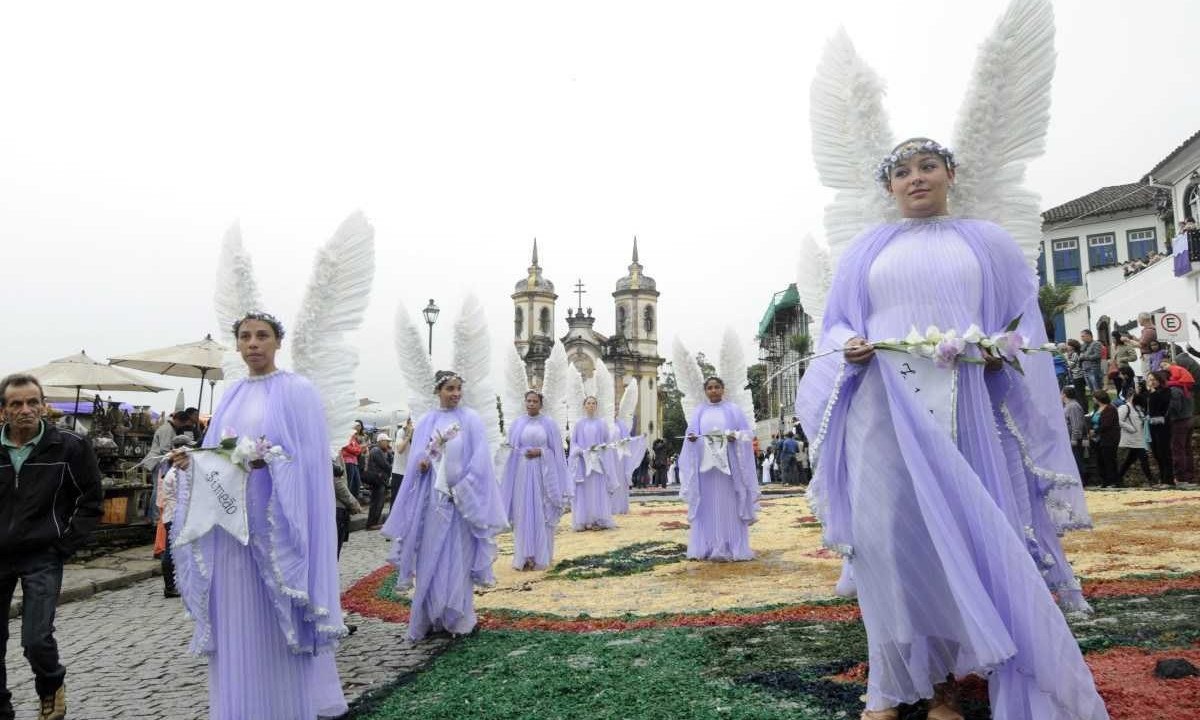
951, 0, 1055, 269
504, 343, 530, 433
811, 28, 896, 268
618, 376, 639, 429
567, 364, 587, 428
213, 222, 263, 385
672, 337, 704, 424
540, 341, 571, 433
593, 360, 616, 431
452, 293, 503, 454
394, 301, 436, 421
795, 233, 832, 342
719, 328, 756, 423
291, 211, 376, 456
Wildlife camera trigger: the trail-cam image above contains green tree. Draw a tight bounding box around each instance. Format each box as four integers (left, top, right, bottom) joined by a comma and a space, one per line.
658, 363, 687, 455
1038, 284, 1075, 340
789, 334, 811, 356
747, 363, 768, 421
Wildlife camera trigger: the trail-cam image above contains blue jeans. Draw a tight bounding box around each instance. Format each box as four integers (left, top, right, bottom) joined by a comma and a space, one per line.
345, 462, 362, 499
0, 549, 66, 710
1084, 367, 1103, 393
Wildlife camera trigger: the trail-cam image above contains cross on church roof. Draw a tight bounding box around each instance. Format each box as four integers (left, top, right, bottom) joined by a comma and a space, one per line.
574, 278, 587, 311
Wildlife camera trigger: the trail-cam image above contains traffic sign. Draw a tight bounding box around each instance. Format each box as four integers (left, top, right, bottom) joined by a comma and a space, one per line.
1155, 312, 1189, 342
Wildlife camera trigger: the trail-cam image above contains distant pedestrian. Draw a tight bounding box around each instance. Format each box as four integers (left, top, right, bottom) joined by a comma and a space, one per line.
341, 420, 367, 500
332, 460, 363, 559
1079, 330, 1103, 393
0, 373, 103, 720
1145, 371, 1174, 484
1117, 393, 1153, 485
1091, 391, 1119, 487
389, 417, 413, 510
364, 434, 393, 529
156, 434, 196, 598
780, 432, 801, 485
1062, 386, 1087, 480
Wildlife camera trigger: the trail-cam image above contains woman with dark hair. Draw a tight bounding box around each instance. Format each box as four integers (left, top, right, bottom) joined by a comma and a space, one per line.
1145, 371, 1174, 485
170, 312, 348, 719
1117, 392, 1153, 485
569, 396, 618, 531
381, 371, 507, 640
1065, 339, 1087, 407
499, 390, 571, 570
680, 376, 759, 561
341, 419, 366, 500
795, 138, 1105, 718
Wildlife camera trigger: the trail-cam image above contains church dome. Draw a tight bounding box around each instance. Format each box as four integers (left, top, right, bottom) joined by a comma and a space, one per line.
514, 239, 555, 293
614, 237, 656, 293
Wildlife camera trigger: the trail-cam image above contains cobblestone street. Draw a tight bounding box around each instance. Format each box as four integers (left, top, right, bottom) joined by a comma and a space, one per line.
3, 531, 440, 719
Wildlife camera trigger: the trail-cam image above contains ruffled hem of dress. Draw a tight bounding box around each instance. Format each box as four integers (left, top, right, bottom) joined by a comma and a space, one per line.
998, 403, 1093, 535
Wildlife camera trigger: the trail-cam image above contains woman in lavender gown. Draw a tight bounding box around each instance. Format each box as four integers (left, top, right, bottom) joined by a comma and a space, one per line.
172, 313, 348, 719
500, 390, 571, 570
569, 397, 618, 531
382, 371, 507, 641
679, 377, 759, 561
795, 140, 1107, 719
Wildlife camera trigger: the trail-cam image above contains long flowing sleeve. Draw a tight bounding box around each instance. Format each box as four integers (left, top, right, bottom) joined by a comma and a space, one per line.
449, 410, 509, 585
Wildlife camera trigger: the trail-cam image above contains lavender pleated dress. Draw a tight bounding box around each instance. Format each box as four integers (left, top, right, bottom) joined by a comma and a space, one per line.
608, 419, 645, 514
569, 417, 618, 530
795, 219, 1108, 718
678, 400, 760, 561
500, 414, 571, 570
382, 406, 507, 641
172, 371, 347, 720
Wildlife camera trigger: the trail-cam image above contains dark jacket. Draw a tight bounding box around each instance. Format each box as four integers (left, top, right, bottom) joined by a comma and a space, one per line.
0, 423, 104, 558
364, 445, 393, 484
1095, 405, 1120, 447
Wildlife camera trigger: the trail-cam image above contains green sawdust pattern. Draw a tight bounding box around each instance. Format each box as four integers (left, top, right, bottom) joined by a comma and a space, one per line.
352, 589, 1200, 720
544, 541, 688, 581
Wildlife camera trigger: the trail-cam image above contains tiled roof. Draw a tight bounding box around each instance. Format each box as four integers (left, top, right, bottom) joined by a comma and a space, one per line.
1144, 128, 1200, 181
1041, 183, 1166, 225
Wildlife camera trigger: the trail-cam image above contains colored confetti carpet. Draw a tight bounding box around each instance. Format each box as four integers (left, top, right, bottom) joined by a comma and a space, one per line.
344, 489, 1200, 719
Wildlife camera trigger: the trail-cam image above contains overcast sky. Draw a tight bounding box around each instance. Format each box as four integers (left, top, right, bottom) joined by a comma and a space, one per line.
2, 0, 1197, 415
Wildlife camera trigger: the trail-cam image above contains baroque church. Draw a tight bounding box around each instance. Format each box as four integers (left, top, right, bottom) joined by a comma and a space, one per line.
512, 239, 665, 441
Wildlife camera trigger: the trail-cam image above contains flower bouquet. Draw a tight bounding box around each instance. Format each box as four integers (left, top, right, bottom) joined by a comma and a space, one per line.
214, 427, 289, 470
870, 315, 1056, 374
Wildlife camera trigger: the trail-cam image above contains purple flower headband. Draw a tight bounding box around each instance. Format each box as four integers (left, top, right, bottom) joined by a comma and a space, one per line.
874, 139, 957, 185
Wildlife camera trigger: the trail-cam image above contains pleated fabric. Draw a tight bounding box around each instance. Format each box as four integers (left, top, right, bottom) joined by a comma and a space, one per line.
678, 401, 759, 561
569, 417, 618, 530
172, 370, 348, 720
795, 219, 1108, 719
383, 406, 508, 642
500, 414, 570, 570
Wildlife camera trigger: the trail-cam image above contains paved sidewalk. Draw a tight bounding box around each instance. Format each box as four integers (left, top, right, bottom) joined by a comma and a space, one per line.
2, 525, 442, 719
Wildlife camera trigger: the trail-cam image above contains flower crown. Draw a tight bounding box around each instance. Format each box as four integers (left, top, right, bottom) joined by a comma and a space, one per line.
874, 139, 957, 185
433, 372, 464, 392
232, 311, 285, 339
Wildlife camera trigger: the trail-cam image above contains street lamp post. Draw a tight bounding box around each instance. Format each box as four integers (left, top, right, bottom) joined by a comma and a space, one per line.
422, 298, 440, 356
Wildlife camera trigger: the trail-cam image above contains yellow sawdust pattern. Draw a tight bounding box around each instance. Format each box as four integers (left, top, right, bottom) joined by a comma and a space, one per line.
478, 491, 1199, 618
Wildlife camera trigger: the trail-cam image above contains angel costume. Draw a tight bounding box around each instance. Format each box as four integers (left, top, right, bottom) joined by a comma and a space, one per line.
500, 413, 571, 570
796, 220, 1107, 717
383, 406, 507, 641
172, 371, 348, 720
608, 419, 645, 514
569, 417, 618, 531
678, 399, 759, 561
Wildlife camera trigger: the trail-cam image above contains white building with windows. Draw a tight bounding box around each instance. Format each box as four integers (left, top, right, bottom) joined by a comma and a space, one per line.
1039, 183, 1171, 339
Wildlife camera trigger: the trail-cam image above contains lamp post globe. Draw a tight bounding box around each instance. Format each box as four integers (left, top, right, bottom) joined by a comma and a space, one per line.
422, 298, 440, 355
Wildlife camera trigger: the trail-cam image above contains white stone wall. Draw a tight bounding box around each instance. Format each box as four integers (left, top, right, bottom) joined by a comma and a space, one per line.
1043, 211, 1168, 283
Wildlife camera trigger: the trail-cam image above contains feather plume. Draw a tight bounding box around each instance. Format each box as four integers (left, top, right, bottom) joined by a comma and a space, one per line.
810, 28, 896, 267
593, 360, 616, 430
213, 222, 263, 384
540, 341, 571, 434
452, 293, 503, 454
568, 364, 587, 427
291, 211, 377, 455
951, 0, 1055, 270
718, 328, 756, 423
795, 233, 832, 341
394, 301, 436, 420
672, 337, 705, 424
618, 376, 639, 429
504, 344, 530, 431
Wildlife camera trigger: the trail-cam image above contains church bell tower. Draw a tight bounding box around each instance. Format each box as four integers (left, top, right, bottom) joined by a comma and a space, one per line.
511, 239, 557, 386
610, 237, 664, 439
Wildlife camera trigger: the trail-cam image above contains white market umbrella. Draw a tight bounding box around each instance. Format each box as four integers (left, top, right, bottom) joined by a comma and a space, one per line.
108, 334, 228, 411
22, 351, 171, 428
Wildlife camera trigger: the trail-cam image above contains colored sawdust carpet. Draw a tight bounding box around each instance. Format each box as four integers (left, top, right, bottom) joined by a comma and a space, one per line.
345, 489, 1200, 719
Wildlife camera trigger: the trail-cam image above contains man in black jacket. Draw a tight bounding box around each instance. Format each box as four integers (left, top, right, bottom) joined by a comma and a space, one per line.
0, 374, 103, 720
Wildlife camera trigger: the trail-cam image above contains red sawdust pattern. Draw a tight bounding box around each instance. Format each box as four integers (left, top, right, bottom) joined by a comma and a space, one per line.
1088, 646, 1200, 719
634, 508, 688, 516
1082, 575, 1200, 599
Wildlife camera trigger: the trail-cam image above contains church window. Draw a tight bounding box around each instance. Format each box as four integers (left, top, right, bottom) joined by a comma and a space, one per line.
643, 305, 655, 333
514, 308, 524, 338
617, 306, 628, 335
539, 307, 551, 335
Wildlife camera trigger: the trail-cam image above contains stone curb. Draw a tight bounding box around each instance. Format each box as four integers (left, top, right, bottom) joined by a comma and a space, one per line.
8, 513, 380, 620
